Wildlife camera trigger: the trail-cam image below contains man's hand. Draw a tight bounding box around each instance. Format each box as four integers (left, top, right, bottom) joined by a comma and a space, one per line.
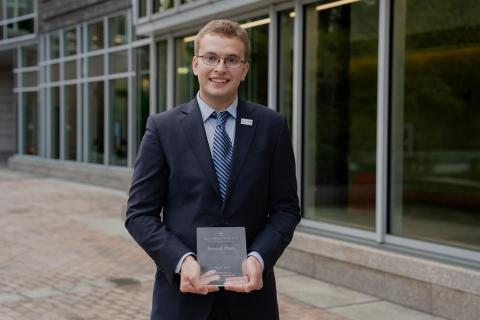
179, 256, 219, 294
225, 256, 263, 293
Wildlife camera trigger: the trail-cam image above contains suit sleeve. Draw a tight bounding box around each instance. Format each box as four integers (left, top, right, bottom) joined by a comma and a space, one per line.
125, 116, 191, 283
249, 117, 301, 272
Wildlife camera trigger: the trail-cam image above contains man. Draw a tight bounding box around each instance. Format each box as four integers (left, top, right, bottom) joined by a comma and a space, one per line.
125, 19, 300, 320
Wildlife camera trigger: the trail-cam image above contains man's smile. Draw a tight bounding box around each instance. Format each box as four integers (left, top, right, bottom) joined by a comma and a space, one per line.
209, 78, 230, 84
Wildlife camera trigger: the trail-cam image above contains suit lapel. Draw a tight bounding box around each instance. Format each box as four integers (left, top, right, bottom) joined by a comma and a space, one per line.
223, 100, 256, 208
179, 99, 221, 199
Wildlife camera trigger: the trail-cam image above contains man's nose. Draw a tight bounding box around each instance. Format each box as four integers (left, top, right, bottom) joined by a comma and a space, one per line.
214, 58, 227, 72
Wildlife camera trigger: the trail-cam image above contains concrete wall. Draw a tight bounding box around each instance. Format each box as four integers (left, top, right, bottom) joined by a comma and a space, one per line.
0, 62, 16, 164
39, 0, 131, 32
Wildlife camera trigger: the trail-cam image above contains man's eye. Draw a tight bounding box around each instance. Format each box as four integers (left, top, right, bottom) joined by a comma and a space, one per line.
226, 57, 238, 65
206, 55, 218, 62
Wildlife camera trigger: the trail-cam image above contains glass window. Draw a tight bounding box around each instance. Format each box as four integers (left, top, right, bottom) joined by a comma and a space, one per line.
88, 81, 104, 164
390, 0, 480, 251
65, 85, 77, 161
109, 50, 128, 74
64, 29, 77, 56
22, 70, 37, 87
153, 0, 174, 13
180, 0, 196, 4
303, 0, 379, 230
0, 26, 4, 41
7, 0, 33, 19
22, 45, 37, 67
239, 17, 269, 106
50, 87, 60, 159
6, 19, 34, 38
109, 15, 127, 47
138, 0, 147, 18
110, 78, 128, 166
278, 10, 294, 131
64, 60, 77, 80
50, 33, 60, 59
174, 35, 197, 105
22, 92, 38, 155
157, 40, 167, 113
88, 55, 104, 77
136, 45, 150, 148
50, 63, 59, 82
88, 21, 104, 51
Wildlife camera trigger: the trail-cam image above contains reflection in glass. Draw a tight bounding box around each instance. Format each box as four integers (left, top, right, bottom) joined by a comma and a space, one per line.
50, 33, 60, 59
390, 0, 480, 251
303, 0, 379, 230
65, 85, 77, 161
109, 50, 128, 74
22, 71, 37, 87
239, 18, 269, 106
22, 45, 37, 67
50, 63, 59, 82
278, 10, 294, 131
136, 46, 149, 148
175, 36, 197, 105
153, 0, 174, 13
110, 78, 128, 166
89, 82, 104, 164
88, 55, 104, 77
6, 19, 34, 38
138, 0, 147, 17
64, 60, 77, 80
7, 0, 33, 18
64, 29, 77, 56
109, 15, 127, 47
88, 21, 104, 51
50, 87, 60, 159
22, 92, 38, 155
157, 41, 168, 113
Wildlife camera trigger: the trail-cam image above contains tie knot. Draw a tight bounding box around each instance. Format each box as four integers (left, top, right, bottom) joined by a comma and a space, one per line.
213, 111, 230, 127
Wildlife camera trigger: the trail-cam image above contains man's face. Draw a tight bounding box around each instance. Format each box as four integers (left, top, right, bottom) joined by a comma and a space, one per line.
192, 34, 249, 109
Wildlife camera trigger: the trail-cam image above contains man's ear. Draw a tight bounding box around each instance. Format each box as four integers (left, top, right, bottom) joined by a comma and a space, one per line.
192, 56, 199, 76
241, 62, 250, 81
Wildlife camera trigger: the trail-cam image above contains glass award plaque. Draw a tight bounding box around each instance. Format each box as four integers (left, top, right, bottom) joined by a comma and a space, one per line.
196, 227, 247, 286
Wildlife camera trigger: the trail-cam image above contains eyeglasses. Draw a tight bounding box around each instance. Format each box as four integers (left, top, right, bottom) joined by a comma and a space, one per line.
197, 53, 245, 68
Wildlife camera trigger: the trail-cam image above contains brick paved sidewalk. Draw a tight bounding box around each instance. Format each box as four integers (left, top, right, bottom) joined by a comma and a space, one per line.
0, 169, 343, 320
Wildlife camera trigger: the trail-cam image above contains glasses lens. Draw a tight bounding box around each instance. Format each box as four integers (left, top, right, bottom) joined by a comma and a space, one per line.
203, 54, 219, 65
225, 56, 241, 67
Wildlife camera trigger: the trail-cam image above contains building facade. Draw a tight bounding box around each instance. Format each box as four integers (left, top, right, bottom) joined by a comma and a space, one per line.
1, 1, 479, 319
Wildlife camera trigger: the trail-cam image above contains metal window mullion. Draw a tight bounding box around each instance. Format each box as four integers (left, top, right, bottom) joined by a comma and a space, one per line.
83, 23, 89, 163
17, 47, 23, 153
375, 0, 392, 243
127, 11, 134, 168
75, 24, 82, 162
45, 35, 52, 158
292, 0, 304, 208
166, 36, 174, 109
150, 37, 157, 115
267, 5, 277, 110
59, 31, 65, 160
39, 35, 46, 158
34, 0, 38, 35
103, 16, 109, 166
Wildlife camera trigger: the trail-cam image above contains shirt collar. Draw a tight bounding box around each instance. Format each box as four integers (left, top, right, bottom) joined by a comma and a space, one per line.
197, 92, 238, 123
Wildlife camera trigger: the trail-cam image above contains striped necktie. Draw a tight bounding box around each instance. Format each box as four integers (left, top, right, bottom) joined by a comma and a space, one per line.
211, 111, 233, 200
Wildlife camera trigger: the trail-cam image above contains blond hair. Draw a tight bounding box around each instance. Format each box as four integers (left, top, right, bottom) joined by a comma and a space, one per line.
194, 19, 250, 61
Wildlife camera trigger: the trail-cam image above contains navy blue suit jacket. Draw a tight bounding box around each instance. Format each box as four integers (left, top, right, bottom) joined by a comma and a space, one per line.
125, 98, 300, 320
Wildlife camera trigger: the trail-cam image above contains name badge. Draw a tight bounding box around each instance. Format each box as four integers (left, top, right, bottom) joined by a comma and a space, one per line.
241, 118, 253, 126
